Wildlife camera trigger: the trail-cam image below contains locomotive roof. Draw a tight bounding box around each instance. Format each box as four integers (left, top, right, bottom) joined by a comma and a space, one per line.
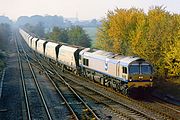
92, 50, 113, 56
120, 56, 143, 66
83, 49, 144, 66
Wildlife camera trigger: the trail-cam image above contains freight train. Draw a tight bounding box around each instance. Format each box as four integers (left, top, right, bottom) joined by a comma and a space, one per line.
19, 29, 153, 94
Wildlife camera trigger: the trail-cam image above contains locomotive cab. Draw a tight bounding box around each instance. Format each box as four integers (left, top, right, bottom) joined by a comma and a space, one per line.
128, 59, 153, 88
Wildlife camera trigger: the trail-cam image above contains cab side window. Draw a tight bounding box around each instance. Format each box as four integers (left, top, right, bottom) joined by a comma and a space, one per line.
122, 67, 127, 74
83, 58, 89, 66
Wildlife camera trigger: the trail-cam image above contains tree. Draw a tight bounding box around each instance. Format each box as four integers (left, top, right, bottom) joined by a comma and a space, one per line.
23, 22, 45, 38
67, 26, 91, 47
143, 6, 179, 77
0, 23, 11, 50
48, 27, 68, 43
95, 18, 113, 51
34, 22, 45, 38
95, 6, 180, 79
164, 41, 180, 77
48, 27, 61, 41
0, 23, 11, 70
96, 8, 146, 55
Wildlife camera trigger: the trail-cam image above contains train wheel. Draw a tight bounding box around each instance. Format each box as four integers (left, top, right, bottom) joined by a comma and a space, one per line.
61, 65, 64, 72
122, 89, 127, 95
73, 70, 76, 74
121, 85, 128, 95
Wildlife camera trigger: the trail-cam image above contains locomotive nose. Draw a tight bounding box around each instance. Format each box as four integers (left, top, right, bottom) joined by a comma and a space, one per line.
128, 75, 153, 88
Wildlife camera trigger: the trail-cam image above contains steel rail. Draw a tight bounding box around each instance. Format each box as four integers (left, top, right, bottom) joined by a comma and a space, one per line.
29, 50, 148, 120
151, 95, 180, 113
18, 32, 79, 120
16, 31, 53, 120
31, 52, 99, 120
33, 53, 79, 120
19, 32, 100, 120
14, 32, 32, 120
50, 65, 158, 119
59, 73, 155, 120
63, 67, 179, 120
46, 60, 100, 120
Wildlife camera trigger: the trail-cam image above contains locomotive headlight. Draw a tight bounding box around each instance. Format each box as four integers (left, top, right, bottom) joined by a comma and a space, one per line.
150, 76, 153, 81
129, 77, 132, 81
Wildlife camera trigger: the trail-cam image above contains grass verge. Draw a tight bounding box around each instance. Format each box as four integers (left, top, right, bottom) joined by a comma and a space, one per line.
154, 78, 180, 100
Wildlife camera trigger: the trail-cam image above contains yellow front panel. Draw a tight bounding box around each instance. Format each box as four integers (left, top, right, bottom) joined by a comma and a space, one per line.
128, 74, 153, 88
128, 82, 153, 88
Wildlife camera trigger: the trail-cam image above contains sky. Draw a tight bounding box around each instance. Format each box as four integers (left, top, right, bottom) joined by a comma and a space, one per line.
0, 0, 179, 21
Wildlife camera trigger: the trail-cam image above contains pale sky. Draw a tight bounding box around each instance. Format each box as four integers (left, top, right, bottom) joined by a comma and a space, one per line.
0, 0, 179, 21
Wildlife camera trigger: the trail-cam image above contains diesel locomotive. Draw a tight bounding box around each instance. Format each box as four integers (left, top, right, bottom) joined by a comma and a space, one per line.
19, 29, 153, 94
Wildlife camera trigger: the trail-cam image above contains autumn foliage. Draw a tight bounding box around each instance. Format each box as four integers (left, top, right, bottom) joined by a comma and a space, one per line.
95, 6, 180, 79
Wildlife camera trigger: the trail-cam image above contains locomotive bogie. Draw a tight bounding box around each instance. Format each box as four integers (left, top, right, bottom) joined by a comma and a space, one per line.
82, 66, 129, 93
80, 50, 128, 82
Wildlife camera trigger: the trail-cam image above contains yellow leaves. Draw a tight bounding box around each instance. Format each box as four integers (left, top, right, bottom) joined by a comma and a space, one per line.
107, 8, 145, 55
95, 6, 179, 78
164, 41, 180, 77
95, 19, 114, 52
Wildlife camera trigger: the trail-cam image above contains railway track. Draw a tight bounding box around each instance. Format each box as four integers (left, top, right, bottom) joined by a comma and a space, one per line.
18, 31, 100, 120
151, 94, 180, 112
49, 62, 180, 120
108, 87, 180, 120
68, 79, 153, 120
16, 31, 75, 120
26, 46, 180, 120
18, 30, 180, 120
33, 56, 154, 120
35, 54, 99, 120
42, 63, 137, 119
15, 32, 52, 120
143, 95, 180, 119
